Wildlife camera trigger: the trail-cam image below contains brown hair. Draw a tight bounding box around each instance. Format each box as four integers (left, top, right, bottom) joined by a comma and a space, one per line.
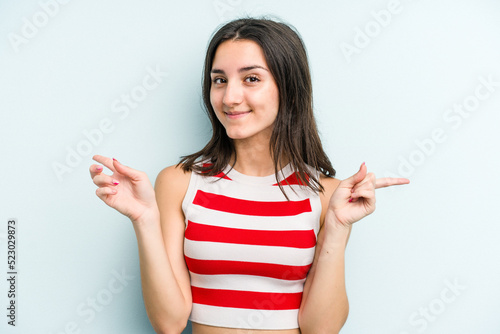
179, 17, 335, 197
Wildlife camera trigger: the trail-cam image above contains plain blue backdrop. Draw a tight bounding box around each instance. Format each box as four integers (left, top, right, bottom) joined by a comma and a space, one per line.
1, 0, 499, 333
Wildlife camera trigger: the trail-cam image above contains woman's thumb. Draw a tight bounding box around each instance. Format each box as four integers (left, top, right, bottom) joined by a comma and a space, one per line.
343, 162, 366, 187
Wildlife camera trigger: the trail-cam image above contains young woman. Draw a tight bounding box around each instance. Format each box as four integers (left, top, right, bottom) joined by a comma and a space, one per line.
90, 18, 409, 334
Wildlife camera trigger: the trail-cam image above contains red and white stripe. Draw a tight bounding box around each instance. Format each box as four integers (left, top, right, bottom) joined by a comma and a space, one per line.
182, 164, 321, 329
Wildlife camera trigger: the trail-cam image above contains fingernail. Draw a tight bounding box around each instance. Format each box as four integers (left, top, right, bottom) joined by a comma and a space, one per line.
111, 189, 117, 194
113, 158, 119, 163
96, 166, 103, 170
349, 198, 353, 203
361, 162, 365, 166
112, 180, 119, 185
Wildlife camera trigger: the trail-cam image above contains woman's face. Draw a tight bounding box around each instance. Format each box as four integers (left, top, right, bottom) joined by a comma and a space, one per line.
210, 39, 279, 143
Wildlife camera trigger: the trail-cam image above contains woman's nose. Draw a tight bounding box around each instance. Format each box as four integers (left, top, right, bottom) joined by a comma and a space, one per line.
222, 81, 243, 107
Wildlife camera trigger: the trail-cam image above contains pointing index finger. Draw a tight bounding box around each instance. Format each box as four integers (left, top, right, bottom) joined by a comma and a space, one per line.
375, 177, 410, 189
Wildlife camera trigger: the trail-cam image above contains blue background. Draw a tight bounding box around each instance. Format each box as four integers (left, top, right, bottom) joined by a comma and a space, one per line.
1, 0, 499, 333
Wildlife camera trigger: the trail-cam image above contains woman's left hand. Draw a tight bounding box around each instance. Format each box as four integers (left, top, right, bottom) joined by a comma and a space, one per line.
327, 162, 410, 229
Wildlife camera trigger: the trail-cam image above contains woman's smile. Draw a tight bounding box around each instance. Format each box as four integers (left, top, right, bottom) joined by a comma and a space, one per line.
224, 110, 252, 119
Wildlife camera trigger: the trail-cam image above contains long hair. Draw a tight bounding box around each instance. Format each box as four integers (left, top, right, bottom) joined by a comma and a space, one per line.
179, 17, 335, 197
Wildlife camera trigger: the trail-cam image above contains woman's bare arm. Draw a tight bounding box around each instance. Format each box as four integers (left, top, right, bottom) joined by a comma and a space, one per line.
298, 163, 409, 333
90, 156, 192, 333
298, 177, 350, 334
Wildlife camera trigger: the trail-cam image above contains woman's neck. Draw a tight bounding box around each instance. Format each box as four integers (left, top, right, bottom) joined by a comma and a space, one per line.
231, 138, 288, 177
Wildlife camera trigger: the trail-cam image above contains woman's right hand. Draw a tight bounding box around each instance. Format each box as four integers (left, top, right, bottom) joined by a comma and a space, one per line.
90, 155, 159, 224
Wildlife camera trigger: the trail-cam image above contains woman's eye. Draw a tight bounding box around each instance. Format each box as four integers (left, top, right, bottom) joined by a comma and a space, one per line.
212, 77, 226, 84
245, 76, 259, 83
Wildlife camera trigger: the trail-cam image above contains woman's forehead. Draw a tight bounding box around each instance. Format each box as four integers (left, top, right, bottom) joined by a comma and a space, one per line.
211, 40, 269, 71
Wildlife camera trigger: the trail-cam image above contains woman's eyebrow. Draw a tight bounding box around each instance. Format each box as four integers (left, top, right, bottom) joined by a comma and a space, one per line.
211, 65, 269, 74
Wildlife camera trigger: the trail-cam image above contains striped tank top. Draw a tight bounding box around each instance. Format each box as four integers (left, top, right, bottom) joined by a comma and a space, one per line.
181, 163, 322, 329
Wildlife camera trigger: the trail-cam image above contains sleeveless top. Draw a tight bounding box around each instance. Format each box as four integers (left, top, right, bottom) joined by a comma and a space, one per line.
181, 163, 322, 330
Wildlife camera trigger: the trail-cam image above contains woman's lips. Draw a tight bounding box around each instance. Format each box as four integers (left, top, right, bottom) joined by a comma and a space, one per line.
224, 111, 251, 119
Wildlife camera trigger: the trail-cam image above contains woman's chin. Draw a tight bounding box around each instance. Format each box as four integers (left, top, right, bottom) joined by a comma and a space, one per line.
226, 132, 248, 140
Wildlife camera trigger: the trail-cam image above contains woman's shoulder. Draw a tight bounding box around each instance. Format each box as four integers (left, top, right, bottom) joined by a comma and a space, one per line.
154, 163, 192, 197
318, 174, 341, 193
157, 162, 191, 178
304, 164, 340, 194
317, 174, 341, 226
300, 165, 340, 197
